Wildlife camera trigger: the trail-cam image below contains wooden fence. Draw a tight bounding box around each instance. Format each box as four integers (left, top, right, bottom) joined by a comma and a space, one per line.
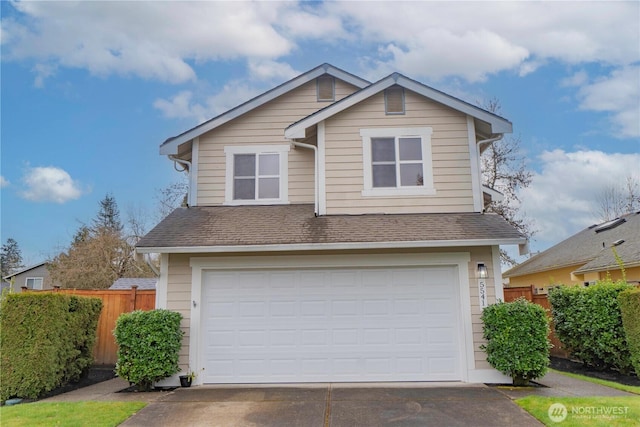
24, 286, 156, 365
503, 285, 568, 358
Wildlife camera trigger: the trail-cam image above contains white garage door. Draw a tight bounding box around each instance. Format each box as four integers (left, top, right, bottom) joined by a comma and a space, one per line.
201, 266, 462, 383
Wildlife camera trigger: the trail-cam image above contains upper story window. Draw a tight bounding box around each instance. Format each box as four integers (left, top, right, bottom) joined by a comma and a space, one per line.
26, 277, 43, 290
224, 145, 289, 205
317, 75, 335, 101
385, 86, 405, 114
361, 127, 435, 197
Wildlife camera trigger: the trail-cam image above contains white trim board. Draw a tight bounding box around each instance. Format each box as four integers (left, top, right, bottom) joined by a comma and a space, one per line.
137, 238, 527, 254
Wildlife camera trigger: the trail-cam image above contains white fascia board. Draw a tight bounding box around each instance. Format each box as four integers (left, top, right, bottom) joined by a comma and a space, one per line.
136, 237, 527, 254
285, 76, 397, 139
395, 76, 512, 134
160, 64, 370, 155
285, 73, 513, 140
482, 186, 504, 203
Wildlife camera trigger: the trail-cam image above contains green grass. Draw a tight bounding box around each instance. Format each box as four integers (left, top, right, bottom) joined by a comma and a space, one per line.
516, 396, 640, 426
551, 369, 640, 395
0, 401, 147, 427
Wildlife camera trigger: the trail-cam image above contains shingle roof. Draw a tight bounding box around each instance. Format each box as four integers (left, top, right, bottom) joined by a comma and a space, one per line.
136, 205, 525, 252
109, 278, 157, 290
504, 211, 640, 278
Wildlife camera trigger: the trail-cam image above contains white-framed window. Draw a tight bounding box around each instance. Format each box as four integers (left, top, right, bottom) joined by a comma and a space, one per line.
224, 145, 290, 205
26, 277, 44, 290
361, 127, 435, 197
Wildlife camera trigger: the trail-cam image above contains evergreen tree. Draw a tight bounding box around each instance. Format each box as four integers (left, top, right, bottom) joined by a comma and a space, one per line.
92, 193, 123, 234
1, 238, 24, 278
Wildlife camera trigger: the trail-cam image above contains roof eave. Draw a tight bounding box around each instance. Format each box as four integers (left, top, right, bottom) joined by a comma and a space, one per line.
136, 237, 527, 254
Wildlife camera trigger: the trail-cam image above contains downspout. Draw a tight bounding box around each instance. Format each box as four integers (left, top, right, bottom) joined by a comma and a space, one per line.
144, 253, 160, 276
289, 141, 318, 216
168, 155, 191, 207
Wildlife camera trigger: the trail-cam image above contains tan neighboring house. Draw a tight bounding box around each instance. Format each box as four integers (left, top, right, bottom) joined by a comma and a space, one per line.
504, 211, 640, 293
137, 63, 527, 386
2, 262, 59, 293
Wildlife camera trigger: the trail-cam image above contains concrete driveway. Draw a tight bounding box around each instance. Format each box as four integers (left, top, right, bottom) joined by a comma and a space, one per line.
120, 384, 541, 427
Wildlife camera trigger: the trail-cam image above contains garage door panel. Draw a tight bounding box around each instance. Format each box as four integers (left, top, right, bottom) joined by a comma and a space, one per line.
202, 266, 461, 383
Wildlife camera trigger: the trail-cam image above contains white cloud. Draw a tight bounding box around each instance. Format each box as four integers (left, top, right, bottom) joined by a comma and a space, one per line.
0, 176, 9, 188
519, 150, 640, 251
21, 166, 85, 203
2, 1, 296, 85
248, 59, 299, 82
3, 1, 637, 86
560, 70, 589, 88
328, 1, 639, 81
154, 81, 262, 124
576, 66, 640, 138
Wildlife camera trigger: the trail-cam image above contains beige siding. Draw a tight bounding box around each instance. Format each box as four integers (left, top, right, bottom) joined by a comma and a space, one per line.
166, 254, 193, 368
324, 90, 475, 214
166, 245, 499, 375
196, 79, 360, 206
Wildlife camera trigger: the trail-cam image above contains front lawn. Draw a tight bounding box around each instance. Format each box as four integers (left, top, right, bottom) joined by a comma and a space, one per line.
0, 401, 146, 427
516, 396, 640, 426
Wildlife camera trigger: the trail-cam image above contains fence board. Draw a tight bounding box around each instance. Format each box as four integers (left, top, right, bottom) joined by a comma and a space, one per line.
25, 286, 156, 365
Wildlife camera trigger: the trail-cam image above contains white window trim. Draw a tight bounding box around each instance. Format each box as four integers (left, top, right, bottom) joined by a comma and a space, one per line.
361, 127, 436, 197
224, 145, 290, 205
26, 277, 44, 290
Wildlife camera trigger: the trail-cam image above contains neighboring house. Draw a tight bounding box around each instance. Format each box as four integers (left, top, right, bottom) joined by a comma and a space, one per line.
504, 211, 640, 293
109, 277, 157, 290
2, 262, 59, 293
137, 63, 526, 385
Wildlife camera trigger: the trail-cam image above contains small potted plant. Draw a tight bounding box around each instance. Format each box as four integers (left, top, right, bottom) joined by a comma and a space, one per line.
179, 369, 196, 387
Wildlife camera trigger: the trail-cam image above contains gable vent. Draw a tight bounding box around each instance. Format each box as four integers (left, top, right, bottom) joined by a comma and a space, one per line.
594, 217, 626, 233
317, 75, 335, 101
385, 86, 405, 114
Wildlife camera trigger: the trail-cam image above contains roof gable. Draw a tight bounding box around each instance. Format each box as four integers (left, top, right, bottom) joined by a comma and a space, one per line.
285, 73, 512, 139
2, 262, 48, 280
504, 211, 640, 278
160, 63, 370, 155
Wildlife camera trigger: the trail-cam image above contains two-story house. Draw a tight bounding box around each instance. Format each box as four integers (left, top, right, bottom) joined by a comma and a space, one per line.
137, 64, 527, 385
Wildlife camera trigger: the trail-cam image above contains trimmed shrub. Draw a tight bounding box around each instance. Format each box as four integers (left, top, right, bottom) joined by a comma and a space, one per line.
0, 293, 102, 401
549, 280, 633, 373
481, 298, 551, 385
114, 309, 183, 391
619, 287, 640, 375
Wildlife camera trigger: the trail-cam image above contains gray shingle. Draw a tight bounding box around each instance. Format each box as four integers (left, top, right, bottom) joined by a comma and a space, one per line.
137, 205, 524, 250
504, 211, 640, 278
109, 278, 157, 290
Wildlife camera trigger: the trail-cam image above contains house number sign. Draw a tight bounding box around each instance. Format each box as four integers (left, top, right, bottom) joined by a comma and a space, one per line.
478, 279, 488, 309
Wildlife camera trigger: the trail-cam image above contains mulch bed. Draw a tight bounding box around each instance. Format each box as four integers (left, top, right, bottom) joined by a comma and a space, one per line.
550, 356, 640, 387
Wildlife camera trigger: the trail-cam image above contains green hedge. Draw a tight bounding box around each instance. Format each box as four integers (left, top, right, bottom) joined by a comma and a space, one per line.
549, 280, 633, 373
0, 293, 102, 401
619, 287, 640, 375
481, 298, 551, 385
114, 309, 183, 391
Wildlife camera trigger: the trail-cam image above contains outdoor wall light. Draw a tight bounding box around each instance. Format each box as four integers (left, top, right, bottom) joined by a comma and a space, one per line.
477, 263, 489, 279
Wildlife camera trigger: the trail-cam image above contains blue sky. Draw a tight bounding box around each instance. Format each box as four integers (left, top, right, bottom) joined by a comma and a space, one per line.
1, 1, 639, 265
